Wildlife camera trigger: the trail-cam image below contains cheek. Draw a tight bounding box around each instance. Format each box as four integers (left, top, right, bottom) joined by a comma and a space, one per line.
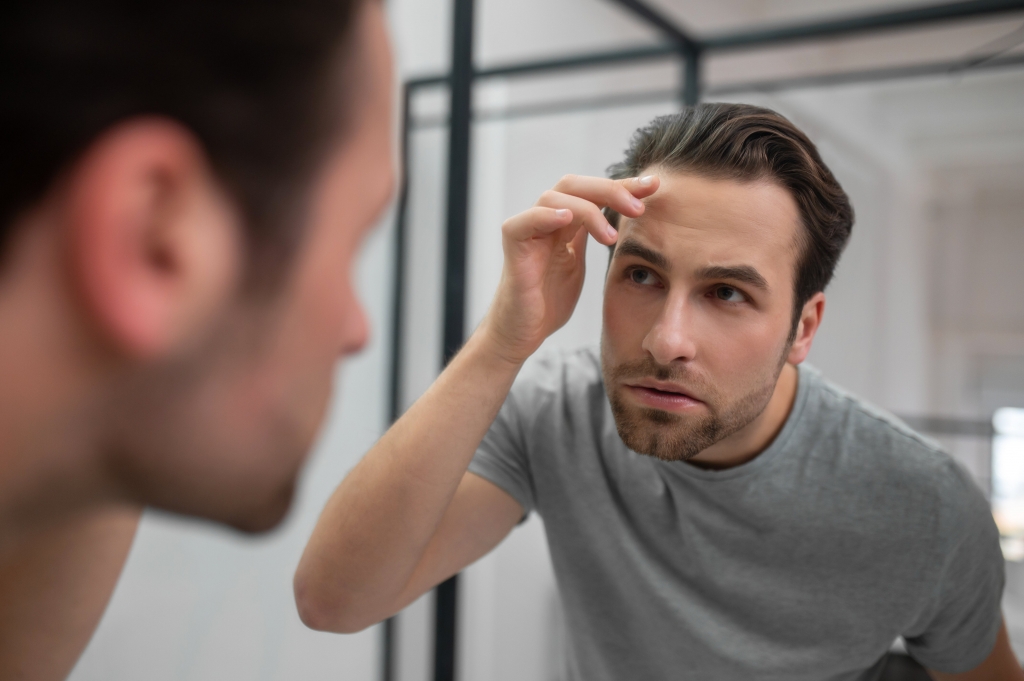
608, 280, 703, 345
602, 285, 649, 352
698, 311, 788, 384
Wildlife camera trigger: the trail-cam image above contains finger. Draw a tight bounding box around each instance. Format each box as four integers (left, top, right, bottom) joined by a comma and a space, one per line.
551, 174, 656, 220
566, 216, 589, 261
534, 190, 618, 246
501, 206, 575, 244
619, 174, 660, 200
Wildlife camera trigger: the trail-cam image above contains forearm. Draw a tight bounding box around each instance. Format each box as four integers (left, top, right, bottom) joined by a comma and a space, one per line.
0, 505, 140, 681
295, 327, 523, 632
928, 618, 1024, 680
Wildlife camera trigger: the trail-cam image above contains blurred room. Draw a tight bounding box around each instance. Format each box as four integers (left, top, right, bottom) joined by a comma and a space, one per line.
66, 1, 1024, 680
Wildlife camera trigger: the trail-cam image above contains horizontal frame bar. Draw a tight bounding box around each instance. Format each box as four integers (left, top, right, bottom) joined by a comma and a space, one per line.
406, 51, 1024, 129
407, 43, 679, 89
702, 0, 1024, 52
405, 0, 1024, 92
707, 50, 1024, 95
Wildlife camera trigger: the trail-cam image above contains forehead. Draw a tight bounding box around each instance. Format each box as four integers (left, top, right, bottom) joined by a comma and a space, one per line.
617, 171, 802, 283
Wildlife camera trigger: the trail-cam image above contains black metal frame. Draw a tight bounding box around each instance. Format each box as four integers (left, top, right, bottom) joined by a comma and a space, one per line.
385, 2, 1024, 680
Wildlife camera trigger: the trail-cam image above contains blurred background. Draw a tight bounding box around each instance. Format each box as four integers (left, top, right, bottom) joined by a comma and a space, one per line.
68, 0, 1024, 679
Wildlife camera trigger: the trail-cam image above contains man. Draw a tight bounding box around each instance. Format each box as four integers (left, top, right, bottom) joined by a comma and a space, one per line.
0, 0, 393, 678
297, 103, 1021, 679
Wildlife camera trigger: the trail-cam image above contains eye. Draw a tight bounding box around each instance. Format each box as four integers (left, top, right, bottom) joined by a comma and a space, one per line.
628, 267, 658, 286
714, 285, 747, 303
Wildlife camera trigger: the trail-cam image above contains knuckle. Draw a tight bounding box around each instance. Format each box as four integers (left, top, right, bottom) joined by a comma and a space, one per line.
556, 173, 577, 188
538, 190, 559, 206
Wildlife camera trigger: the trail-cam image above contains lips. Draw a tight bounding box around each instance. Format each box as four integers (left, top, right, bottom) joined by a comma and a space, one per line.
624, 379, 705, 412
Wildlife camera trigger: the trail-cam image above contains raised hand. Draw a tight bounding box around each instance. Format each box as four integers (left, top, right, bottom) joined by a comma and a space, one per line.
482, 173, 660, 365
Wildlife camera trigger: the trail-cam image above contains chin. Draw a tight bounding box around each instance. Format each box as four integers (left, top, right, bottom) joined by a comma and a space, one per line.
222, 476, 299, 534
131, 456, 304, 534
610, 395, 722, 462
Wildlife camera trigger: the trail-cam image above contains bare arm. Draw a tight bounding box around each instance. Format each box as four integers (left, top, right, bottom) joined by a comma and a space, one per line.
928, 617, 1024, 681
294, 332, 530, 633
294, 174, 660, 633
0, 505, 140, 681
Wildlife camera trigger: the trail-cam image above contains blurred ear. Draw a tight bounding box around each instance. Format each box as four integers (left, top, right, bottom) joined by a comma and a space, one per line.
66, 118, 243, 359
786, 292, 825, 366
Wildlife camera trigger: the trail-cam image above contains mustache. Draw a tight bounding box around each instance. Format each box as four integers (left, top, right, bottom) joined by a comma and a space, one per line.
608, 357, 714, 392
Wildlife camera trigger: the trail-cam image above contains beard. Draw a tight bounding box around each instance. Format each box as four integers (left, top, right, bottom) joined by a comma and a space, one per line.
601, 345, 786, 463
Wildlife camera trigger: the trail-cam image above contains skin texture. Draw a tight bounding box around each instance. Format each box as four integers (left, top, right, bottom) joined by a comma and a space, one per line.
0, 507, 140, 681
297, 169, 1022, 678
0, 2, 394, 679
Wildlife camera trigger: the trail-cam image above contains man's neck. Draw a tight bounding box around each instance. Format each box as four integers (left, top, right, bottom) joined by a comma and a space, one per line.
686, 363, 800, 470
0, 219, 110, 558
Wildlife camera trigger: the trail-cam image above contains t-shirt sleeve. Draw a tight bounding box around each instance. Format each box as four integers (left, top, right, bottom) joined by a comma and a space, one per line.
468, 388, 536, 517
902, 462, 1005, 674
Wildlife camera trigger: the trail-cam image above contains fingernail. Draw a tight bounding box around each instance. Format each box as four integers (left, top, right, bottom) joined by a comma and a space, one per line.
607, 225, 617, 239
555, 208, 570, 218
631, 197, 644, 211
638, 175, 654, 186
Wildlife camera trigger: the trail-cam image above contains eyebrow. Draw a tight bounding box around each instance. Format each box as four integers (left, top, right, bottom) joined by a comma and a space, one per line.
614, 238, 770, 292
695, 265, 770, 291
613, 238, 669, 270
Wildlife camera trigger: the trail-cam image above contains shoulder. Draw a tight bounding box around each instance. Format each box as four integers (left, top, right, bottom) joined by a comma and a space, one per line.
507, 345, 605, 422
513, 344, 602, 397
801, 366, 990, 539
802, 364, 945, 463
806, 366, 942, 456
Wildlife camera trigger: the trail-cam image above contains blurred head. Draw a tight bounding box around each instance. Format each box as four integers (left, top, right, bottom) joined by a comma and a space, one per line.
601, 104, 852, 462
1, 0, 394, 531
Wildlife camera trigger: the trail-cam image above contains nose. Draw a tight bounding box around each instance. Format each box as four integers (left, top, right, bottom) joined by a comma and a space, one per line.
641, 292, 697, 365
340, 291, 370, 357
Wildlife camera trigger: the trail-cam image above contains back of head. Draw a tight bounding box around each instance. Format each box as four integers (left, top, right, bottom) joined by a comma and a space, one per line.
0, 0, 380, 534
607, 103, 854, 323
1, 0, 361, 281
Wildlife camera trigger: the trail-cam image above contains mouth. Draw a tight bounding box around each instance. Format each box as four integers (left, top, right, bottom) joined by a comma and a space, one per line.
623, 379, 705, 412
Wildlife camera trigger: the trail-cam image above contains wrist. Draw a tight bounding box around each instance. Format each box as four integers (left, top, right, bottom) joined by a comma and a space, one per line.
467, 320, 533, 372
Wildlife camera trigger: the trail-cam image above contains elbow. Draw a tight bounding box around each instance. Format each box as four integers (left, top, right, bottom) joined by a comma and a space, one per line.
293, 570, 381, 634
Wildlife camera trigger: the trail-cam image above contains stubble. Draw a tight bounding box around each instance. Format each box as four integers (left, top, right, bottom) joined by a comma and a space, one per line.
602, 347, 784, 462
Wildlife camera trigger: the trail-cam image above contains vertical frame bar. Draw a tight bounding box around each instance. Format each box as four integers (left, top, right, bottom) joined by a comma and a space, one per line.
433, 578, 459, 681
437, 0, 475, 680
383, 79, 414, 681
442, 0, 475, 365
682, 46, 701, 106
390, 81, 413, 433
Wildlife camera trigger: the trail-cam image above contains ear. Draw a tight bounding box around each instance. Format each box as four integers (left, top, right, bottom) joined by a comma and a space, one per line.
66, 118, 244, 359
786, 292, 825, 366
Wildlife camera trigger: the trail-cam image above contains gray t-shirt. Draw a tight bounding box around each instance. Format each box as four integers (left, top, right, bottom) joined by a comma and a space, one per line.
469, 346, 1004, 680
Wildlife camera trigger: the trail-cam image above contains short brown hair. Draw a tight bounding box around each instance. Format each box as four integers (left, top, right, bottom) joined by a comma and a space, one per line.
606, 103, 854, 332
2, 0, 364, 285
